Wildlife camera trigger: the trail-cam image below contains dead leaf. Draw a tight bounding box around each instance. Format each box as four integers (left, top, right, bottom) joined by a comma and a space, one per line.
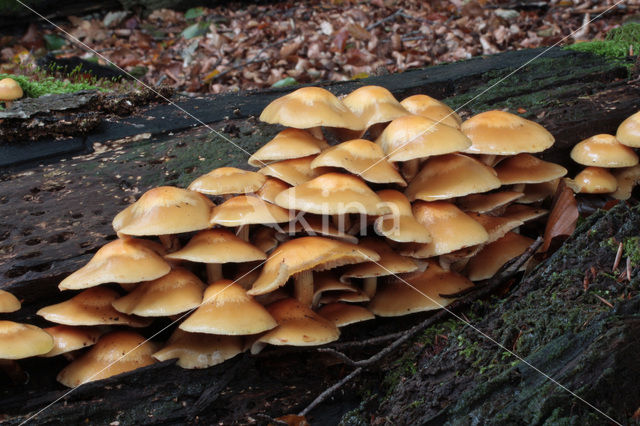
542, 179, 578, 253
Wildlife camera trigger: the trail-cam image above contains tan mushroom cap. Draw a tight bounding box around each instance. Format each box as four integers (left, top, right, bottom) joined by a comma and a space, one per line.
256, 177, 291, 204
611, 165, 640, 200
572, 167, 618, 194
180, 280, 277, 335
519, 179, 559, 204
252, 226, 279, 253
250, 298, 340, 354
317, 303, 375, 327
465, 232, 535, 281
210, 195, 292, 227
248, 128, 329, 167
248, 236, 380, 296
466, 212, 524, 244
0, 289, 20, 313
616, 111, 640, 148
402, 201, 488, 258
57, 331, 157, 387
188, 167, 266, 196
165, 229, 266, 263
461, 110, 554, 155
376, 115, 472, 162
368, 261, 474, 317
113, 186, 214, 236
495, 153, 568, 185
310, 139, 406, 186
570, 134, 639, 168
400, 94, 462, 128
502, 204, 548, 223
258, 156, 326, 186
111, 268, 205, 317
341, 238, 417, 281
319, 290, 370, 304
0, 321, 53, 359
312, 271, 359, 306
405, 153, 501, 202
152, 329, 243, 369
59, 238, 171, 291
456, 191, 524, 213
38, 287, 152, 328
41, 325, 103, 358
260, 86, 364, 130
0, 78, 23, 102
373, 190, 432, 243
274, 173, 391, 216
278, 215, 359, 244
342, 85, 409, 128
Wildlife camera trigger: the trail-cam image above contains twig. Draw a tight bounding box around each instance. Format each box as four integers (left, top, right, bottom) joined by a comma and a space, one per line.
366, 9, 403, 31
298, 367, 363, 417
613, 242, 623, 271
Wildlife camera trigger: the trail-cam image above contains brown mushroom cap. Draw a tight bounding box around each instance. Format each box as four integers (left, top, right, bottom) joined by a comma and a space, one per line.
180, 280, 277, 335
247, 236, 380, 296
341, 238, 417, 281
317, 302, 375, 327
258, 156, 325, 186
310, 139, 406, 186
277, 215, 359, 244
188, 167, 266, 196
465, 232, 535, 281
461, 110, 554, 155
405, 153, 501, 202
342, 85, 409, 128
502, 204, 548, 223
373, 189, 432, 243
56, 331, 157, 387
152, 329, 243, 369
274, 173, 391, 216
570, 134, 639, 168
519, 179, 559, 204
256, 177, 291, 204
400, 94, 462, 128
113, 186, 214, 236
111, 268, 205, 317
466, 212, 524, 243
312, 271, 359, 306
0, 289, 21, 313
59, 238, 171, 291
616, 111, 640, 148
611, 165, 640, 200
0, 78, 23, 103
456, 191, 524, 213
376, 115, 472, 162
41, 325, 103, 358
210, 195, 292, 227
495, 153, 568, 185
0, 321, 53, 359
248, 128, 329, 167
260, 86, 364, 130
572, 167, 618, 194
165, 229, 267, 263
252, 226, 279, 253
38, 287, 152, 327
368, 261, 474, 317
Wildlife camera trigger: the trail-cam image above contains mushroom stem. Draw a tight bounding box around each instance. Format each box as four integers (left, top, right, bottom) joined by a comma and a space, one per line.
3, 100, 13, 109
236, 225, 250, 242
401, 159, 419, 181
158, 234, 180, 252
0, 360, 28, 385
308, 126, 324, 141
332, 214, 351, 234
362, 277, 377, 298
293, 270, 314, 306
206, 263, 223, 283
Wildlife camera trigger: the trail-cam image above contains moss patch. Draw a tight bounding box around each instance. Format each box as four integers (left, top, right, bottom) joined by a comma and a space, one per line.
566, 23, 640, 59
0, 73, 106, 99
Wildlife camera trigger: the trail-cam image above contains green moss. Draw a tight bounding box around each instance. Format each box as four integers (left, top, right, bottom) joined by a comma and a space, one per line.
566, 23, 640, 58
0, 73, 105, 98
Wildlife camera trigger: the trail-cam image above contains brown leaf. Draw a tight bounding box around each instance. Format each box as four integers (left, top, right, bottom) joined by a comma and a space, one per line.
20, 23, 44, 50
275, 414, 310, 426
346, 23, 370, 41
280, 41, 302, 58
542, 179, 578, 253
330, 29, 349, 53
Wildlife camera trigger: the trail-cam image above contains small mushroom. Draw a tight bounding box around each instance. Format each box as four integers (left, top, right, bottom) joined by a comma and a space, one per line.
570, 134, 639, 168
0, 321, 53, 384
0, 289, 21, 313
0, 77, 23, 109
153, 329, 243, 369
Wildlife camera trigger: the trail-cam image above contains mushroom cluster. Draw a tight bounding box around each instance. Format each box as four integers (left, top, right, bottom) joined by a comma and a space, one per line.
7, 85, 573, 388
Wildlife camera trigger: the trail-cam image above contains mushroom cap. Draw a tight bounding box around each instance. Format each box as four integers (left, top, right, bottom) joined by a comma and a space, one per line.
210, 195, 292, 227
611, 165, 640, 200
278, 215, 359, 244
376, 115, 472, 162
466, 212, 524, 244
111, 268, 205, 317
258, 156, 327, 186
570, 134, 639, 168
0, 77, 23, 101
465, 232, 535, 281
113, 186, 214, 236
616, 111, 640, 148
317, 302, 375, 327
369, 261, 474, 317
165, 229, 267, 263
248, 128, 329, 167
252, 226, 279, 253
247, 236, 380, 296
58, 238, 171, 291
260, 86, 364, 130
402, 201, 488, 258
0, 289, 21, 313
310, 139, 406, 186
342, 85, 409, 128
405, 153, 501, 202
319, 290, 370, 304
400, 94, 462, 128
152, 329, 243, 369
461, 110, 554, 155
180, 280, 277, 335
256, 177, 291, 204
56, 331, 157, 387
188, 167, 266, 196
38, 287, 152, 327
250, 298, 340, 353
456, 191, 524, 213
373, 190, 432, 243
341, 238, 417, 280
502, 204, 548, 223
495, 153, 568, 185
519, 179, 559, 204
312, 271, 359, 306
572, 166, 618, 194
274, 172, 391, 216
0, 321, 53, 360
41, 325, 103, 358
